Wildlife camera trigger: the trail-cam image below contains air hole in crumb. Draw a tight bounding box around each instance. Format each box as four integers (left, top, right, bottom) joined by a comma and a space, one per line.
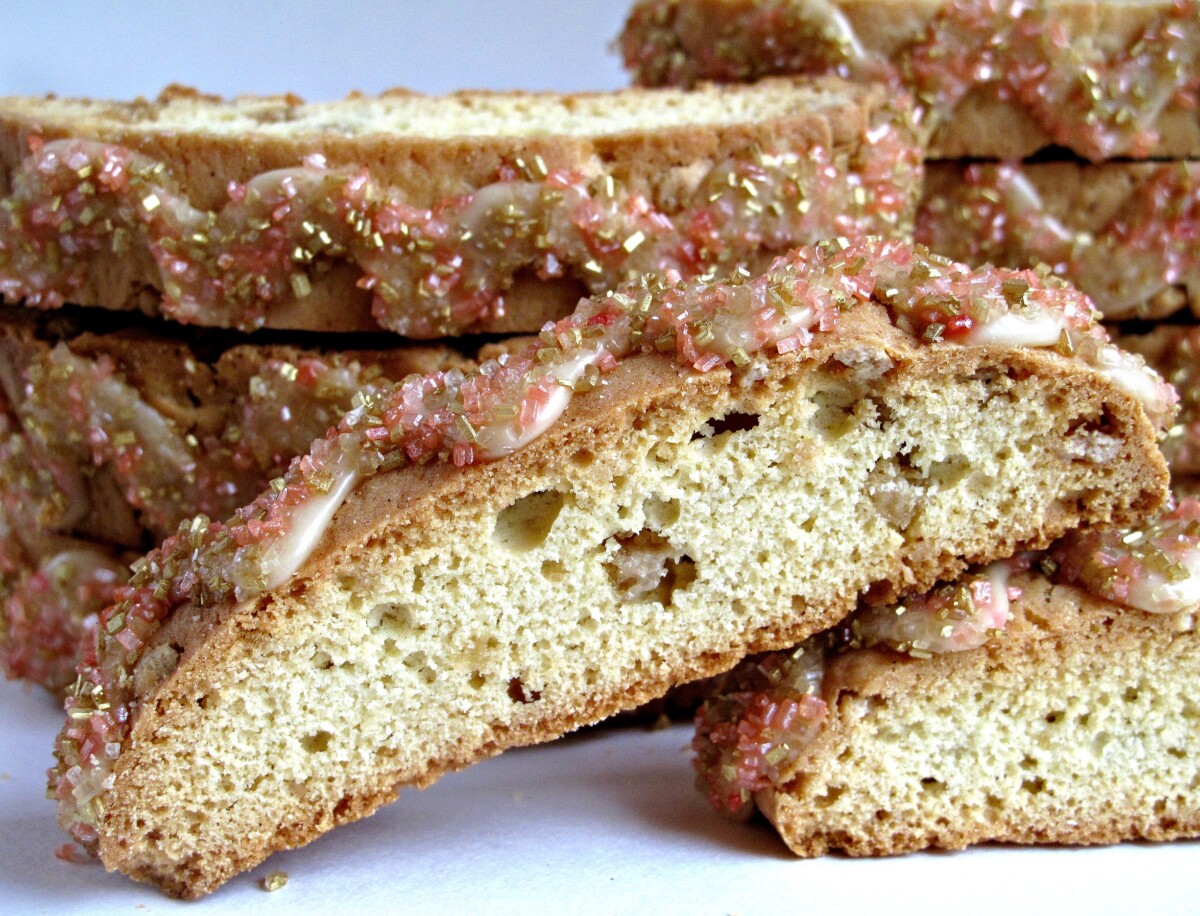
810, 388, 858, 439
602, 529, 696, 604
508, 677, 541, 704
197, 694, 210, 709
1021, 777, 1046, 795
814, 786, 844, 808
376, 603, 417, 637
404, 651, 437, 683
301, 731, 332, 753
312, 650, 333, 670
572, 449, 596, 468
919, 778, 946, 796
690, 411, 760, 442
469, 671, 487, 690
1020, 755, 1038, 770
1124, 686, 1140, 702
926, 455, 971, 487
540, 559, 566, 581
494, 490, 566, 552
1045, 711, 1063, 724
375, 746, 397, 764
643, 495, 681, 529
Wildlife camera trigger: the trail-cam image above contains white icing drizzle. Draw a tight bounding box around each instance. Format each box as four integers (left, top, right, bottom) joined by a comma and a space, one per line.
257, 457, 360, 591
964, 310, 1066, 347
795, 0, 869, 64
1091, 343, 1179, 432
39, 547, 126, 587
475, 347, 607, 459
1126, 549, 1200, 615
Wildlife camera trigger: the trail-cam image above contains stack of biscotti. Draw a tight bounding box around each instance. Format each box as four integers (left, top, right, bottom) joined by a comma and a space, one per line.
0, 77, 926, 695
693, 496, 1200, 853
42, 235, 1175, 896
621, 0, 1200, 857
622, 0, 1200, 322
0, 67, 1184, 901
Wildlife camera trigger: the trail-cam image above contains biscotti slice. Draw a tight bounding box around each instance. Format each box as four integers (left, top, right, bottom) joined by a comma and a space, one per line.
918, 161, 1199, 322
0, 78, 920, 336
0, 309, 469, 692
51, 239, 1171, 897
620, 0, 1200, 160
695, 498, 1200, 853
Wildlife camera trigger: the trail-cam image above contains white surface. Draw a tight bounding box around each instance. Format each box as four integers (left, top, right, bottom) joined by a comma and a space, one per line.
1, 4, 1198, 913
0, 1, 628, 99
3, 679, 1199, 916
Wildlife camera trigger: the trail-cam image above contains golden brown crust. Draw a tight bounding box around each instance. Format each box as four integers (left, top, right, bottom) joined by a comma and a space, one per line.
0, 78, 912, 334
759, 574, 1200, 855
91, 303, 1166, 896
621, 0, 1200, 159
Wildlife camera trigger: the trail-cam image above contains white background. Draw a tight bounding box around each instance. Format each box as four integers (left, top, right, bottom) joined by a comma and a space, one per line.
0, 3, 1197, 913
0, 1, 627, 99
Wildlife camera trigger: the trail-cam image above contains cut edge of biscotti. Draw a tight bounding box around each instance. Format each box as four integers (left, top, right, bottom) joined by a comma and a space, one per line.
68, 299, 1172, 896
747, 555, 1200, 856
0, 78, 883, 142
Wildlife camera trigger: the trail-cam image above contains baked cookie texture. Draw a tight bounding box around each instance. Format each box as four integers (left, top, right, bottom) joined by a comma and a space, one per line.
755, 572, 1200, 855
620, 0, 1200, 160
0, 79, 919, 335
47, 238, 1171, 897
0, 309, 468, 691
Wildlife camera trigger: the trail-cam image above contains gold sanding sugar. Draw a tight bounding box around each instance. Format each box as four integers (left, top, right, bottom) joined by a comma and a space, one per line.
261, 871, 288, 892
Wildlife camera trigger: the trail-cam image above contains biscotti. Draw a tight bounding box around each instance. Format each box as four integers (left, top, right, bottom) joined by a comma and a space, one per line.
918, 161, 1199, 322
0, 310, 469, 692
695, 499, 1200, 853
620, 0, 1200, 161
0, 79, 920, 336
48, 239, 1171, 896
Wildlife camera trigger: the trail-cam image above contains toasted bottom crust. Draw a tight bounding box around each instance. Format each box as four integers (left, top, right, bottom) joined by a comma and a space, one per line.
759, 575, 1200, 856
86, 304, 1167, 896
